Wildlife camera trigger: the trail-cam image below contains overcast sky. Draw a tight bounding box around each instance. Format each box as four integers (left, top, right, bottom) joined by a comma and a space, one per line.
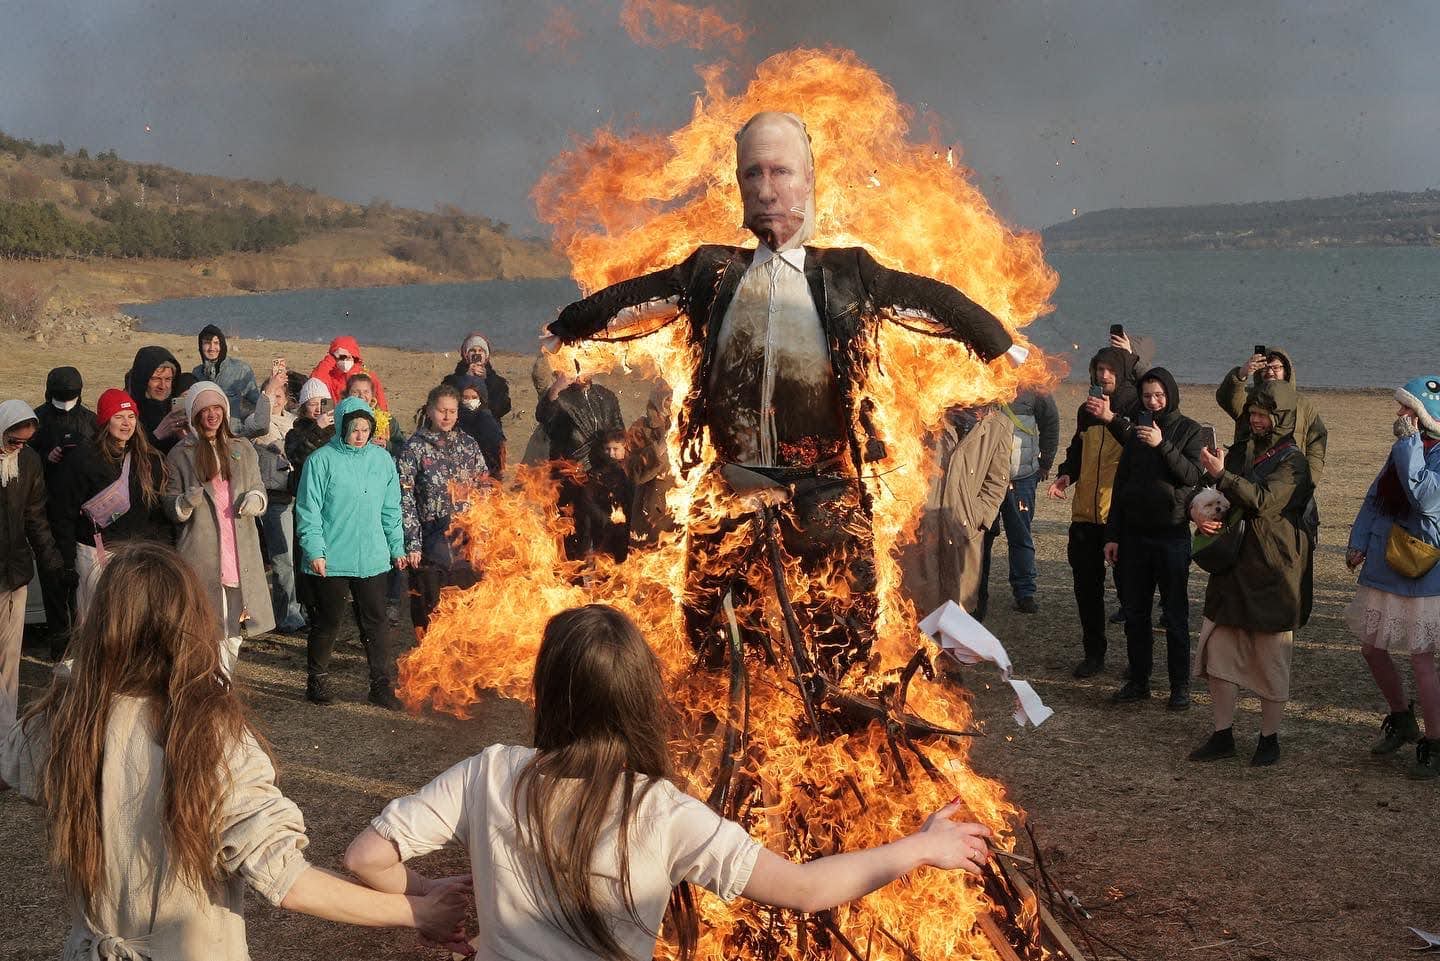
2, 1, 1435, 236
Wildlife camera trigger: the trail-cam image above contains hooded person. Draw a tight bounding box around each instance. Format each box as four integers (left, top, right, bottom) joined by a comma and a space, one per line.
123, 345, 186, 453
1103, 367, 1207, 709
1190, 378, 1316, 767
1, 400, 65, 725
310, 336, 389, 411
193, 324, 261, 417
294, 396, 405, 709
162, 382, 272, 675
452, 332, 512, 421
444, 373, 505, 475
1215, 346, 1328, 480
1048, 342, 1143, 677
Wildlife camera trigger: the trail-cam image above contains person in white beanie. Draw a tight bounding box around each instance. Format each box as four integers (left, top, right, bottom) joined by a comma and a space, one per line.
163, 382, 273, 675
452, 331, 512, 420
1, 399, 64, 726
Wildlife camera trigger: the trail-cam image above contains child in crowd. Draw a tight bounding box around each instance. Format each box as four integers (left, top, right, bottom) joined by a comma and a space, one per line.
580, 430, 634, 564
343, 604, 991, 960
446, 373, 505, 478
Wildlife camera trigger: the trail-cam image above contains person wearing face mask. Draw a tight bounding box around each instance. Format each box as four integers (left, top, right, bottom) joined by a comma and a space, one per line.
1102, 368, 1206, 709
444, 373, 505, 476
123, 345, 189, 453
452, 332, 512, 421
48, 389, 173, 619
29, 367, 96, 656
1189, 379, 1315, 767
311, 336, 390, 410
397, 384, 488, 635
163, 383, 273, 676
1, 400, 65, 726
1344, 377, 1440, 780
285, 378, 336, 628
295, 396, 406, 709
193, 324, 261, 418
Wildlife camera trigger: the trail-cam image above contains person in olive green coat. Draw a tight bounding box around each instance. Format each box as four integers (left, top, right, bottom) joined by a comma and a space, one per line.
1215, 346, 1328, 479
1189, 379, 1315, 767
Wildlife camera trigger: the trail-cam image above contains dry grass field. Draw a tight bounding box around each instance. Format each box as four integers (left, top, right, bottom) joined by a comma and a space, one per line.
1, 334, 1433, 960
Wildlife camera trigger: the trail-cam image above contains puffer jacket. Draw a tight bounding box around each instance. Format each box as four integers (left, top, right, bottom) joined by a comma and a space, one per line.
396, 426, 488, 558
1203, 379, 1316, 631
1215, 346, 1328, 480
1055, 346, 1140, 525
1347, 434, 1440, 598
1104, 368, 1206, 539
294, 397, 403, 578
1002, 389, 1059, 480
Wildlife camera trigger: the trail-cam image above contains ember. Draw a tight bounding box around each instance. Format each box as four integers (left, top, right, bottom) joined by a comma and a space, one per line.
399, 45, 1066, 960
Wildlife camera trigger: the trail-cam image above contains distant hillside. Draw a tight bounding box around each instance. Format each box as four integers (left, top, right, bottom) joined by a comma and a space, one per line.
0, 128, 569, 331
1043, 190, 1440, 252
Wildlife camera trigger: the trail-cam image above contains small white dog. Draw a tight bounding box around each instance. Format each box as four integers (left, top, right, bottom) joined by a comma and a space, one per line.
1189, 487, 1231, 525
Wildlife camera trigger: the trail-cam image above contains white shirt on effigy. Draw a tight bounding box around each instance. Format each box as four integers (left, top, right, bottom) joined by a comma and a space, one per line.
708, 245, 843, 467
371, 743, 762, 961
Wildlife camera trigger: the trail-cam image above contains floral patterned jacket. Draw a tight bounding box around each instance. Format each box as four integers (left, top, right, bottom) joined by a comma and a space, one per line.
396, 426, 488, 557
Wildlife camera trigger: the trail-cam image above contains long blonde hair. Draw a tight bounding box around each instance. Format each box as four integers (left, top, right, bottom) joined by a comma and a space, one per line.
25, 542, 269, 905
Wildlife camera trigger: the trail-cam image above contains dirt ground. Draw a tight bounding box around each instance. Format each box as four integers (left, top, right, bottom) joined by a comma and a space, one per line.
1, 335, 1435, 960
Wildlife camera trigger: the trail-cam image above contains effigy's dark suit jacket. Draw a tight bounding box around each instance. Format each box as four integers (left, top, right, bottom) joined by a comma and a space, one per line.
548, 244, 1015, 478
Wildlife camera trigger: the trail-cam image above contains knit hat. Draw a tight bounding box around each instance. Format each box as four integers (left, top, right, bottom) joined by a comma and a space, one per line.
95, 389, 137, 427
1396, 376, 1440, 437
298, 377, 332, 407
461, 332, 491, 357
185, 381, 230, 423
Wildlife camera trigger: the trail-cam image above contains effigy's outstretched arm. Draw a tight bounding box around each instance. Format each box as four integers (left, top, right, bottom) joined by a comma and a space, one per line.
548, 249, 703, 344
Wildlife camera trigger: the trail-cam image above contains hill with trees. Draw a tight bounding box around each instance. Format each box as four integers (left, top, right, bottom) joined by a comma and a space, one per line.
1043, 190, 1440, 251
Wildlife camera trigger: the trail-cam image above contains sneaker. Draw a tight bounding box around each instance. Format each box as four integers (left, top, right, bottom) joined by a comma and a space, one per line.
1109, 608, 1126, 625
1110, 681, 1152, 704
368, 682, 404, 711
1015, 596, 1038, 614
306, 673, 334, 705
1167, 687, 1191, 711
1072, 657, 1105, 679
1370, 704, 1420, 755
1408, 739, 1440, 780
1251, 733, 1280, 767
1188, 727, 1236, 762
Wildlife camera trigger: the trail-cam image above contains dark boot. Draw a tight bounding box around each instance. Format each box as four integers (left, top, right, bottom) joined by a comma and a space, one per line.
1370, 704, 1420, 755
1072, 657, 1105, 679
1167, 686, 1191, 712
1251, 733, 1280, 767
368, 679, 403, 711
1409, 739, 1440, 780
1110, 680, 1151, 704
306, 673, 334, 705
1188, 727, 1236, 762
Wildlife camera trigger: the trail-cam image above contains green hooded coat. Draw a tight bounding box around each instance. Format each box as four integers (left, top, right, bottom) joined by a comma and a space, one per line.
1215, 347, 1328, 480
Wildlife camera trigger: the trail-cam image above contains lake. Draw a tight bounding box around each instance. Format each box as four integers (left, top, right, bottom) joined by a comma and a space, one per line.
125, 247, 1440, 389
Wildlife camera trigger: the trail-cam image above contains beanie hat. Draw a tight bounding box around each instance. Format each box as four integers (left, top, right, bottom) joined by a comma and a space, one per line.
1396, 376, 1440, 437
185, 381, 231, 423
461, 332, 491, 357
96, 389, 137, 427
298, 377, 332, 407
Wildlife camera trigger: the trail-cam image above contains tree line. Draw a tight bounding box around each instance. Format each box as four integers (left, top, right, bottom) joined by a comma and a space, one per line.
0, 199, 304, 259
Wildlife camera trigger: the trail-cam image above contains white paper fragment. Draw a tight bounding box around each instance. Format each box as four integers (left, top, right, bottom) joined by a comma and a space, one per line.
920, 600, 1052, 728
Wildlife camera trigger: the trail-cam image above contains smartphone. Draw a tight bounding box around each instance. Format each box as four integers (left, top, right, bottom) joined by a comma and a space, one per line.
1254, 344, 1266, 356
1199, 423, 1218, 451
1109, 323, 1125, 338
1137, 410, 1155, 428
170, 396, 185, 412
1088, 384, 1105, 399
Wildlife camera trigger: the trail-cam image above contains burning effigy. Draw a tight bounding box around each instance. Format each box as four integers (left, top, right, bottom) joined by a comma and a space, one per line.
399, 45, 1064, 960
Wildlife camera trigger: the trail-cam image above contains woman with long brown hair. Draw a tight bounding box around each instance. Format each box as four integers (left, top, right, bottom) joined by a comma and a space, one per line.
345, 604, 992, 960
0, 542, 471, 959
49, 389, 172, 621
165, 381, 273, 675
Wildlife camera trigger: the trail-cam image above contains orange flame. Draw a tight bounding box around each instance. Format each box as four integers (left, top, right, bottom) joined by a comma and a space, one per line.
620, 0, 749, 50
400, 45, 1062, 961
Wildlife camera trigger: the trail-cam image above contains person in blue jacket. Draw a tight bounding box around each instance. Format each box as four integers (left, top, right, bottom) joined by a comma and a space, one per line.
193, 325, 262, 418
295, 396, 406, 709
1345, 375, 1440, 779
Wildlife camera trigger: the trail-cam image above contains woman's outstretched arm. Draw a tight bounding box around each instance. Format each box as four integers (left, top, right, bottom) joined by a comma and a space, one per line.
280, 864, 471, 952
740, 800, 991, 914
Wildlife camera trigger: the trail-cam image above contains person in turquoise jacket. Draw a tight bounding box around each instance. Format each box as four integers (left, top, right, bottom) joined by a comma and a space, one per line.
1345, 376, 1440, 779
296, 396, 406, 709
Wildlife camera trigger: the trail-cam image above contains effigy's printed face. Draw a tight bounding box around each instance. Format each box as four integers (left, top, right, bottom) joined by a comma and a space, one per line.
737, 122, 812, 249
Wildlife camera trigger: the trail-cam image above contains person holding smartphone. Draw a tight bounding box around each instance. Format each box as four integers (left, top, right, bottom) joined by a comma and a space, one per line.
1102, 368, 1207, 709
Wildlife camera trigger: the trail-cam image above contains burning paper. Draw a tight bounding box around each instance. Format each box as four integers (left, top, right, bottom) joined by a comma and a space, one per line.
919, 601, 1054, 728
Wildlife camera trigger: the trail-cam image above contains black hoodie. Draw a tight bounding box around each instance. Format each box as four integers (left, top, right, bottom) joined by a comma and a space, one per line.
29, 367, 97, 492
1104, 367, 1206, 539
123, 345, 182, 451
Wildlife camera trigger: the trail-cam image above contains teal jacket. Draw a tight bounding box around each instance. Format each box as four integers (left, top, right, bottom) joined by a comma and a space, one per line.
295, 396, 403, 578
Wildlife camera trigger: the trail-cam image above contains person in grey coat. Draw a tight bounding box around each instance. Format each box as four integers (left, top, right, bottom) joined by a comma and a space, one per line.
163, 382, 273, 675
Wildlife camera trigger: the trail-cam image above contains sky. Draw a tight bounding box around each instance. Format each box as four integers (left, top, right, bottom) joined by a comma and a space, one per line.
1, 1, 1436, 237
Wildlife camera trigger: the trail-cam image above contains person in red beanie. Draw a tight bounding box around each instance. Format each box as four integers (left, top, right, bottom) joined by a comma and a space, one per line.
310, 337, 389, 410
49, 388, 173, 617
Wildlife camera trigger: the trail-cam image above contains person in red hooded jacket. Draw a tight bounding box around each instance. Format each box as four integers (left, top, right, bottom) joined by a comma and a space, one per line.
310, 337, 389, 410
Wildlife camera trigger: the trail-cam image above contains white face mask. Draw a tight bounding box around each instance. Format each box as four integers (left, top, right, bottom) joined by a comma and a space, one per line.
335, 357, 355, 373
462, 398, 481, 411
52, 397, 79, 412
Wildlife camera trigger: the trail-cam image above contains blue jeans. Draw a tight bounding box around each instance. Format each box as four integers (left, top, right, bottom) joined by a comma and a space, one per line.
980, 472, 1039, 603
262, 500, 305, 630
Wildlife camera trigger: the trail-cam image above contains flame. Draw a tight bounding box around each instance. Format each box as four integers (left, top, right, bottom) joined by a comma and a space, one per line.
620, 0, 749, 50
400, 45, 1062, 961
